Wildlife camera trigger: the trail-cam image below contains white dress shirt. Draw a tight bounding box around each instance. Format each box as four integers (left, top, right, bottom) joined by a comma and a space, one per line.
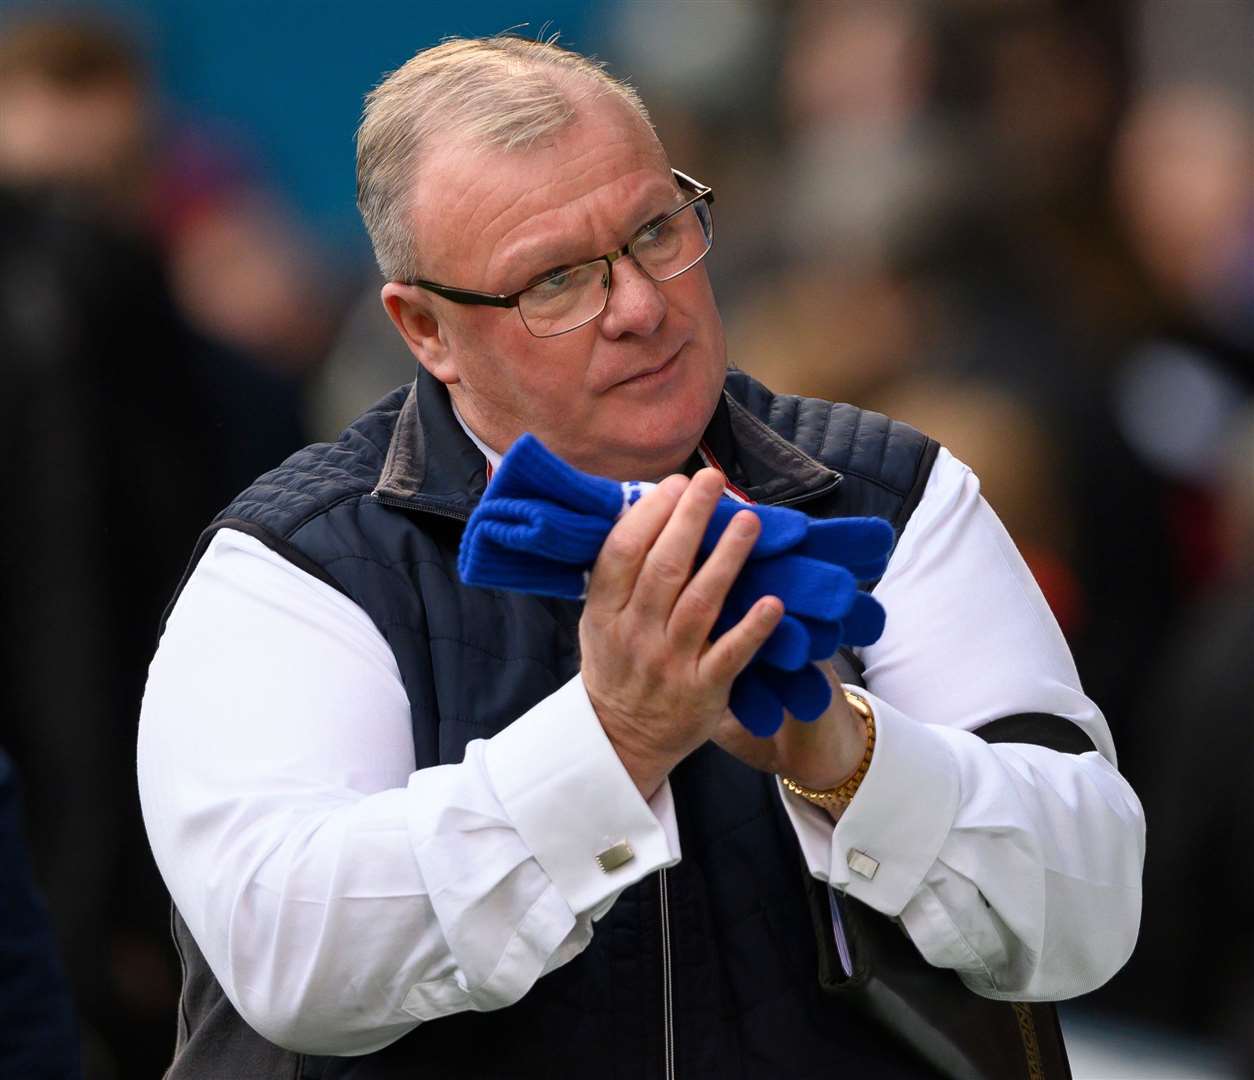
137, 443, 1145, 1056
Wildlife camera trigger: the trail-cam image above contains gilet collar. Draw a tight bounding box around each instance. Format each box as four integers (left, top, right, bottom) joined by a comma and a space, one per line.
373, 368, 842, 516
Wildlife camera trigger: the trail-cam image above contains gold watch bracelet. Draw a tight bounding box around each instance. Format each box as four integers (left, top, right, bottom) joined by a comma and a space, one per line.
780, 689, 875, 807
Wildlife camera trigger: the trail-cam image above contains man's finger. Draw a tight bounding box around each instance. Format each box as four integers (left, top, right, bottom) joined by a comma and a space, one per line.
699, 595, 783, 687
584, 474, 688, 614
668, 508, 760, 651
630, 468, 726, 621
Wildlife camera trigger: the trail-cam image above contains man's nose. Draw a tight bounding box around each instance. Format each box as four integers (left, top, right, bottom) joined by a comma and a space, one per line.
598, 255, 667, 339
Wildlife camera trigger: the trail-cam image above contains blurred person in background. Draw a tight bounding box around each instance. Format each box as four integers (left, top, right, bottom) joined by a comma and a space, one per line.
0, 3, 344, 353
0, 8, 312, 455
1116, 409, 1254, 1074
0, 8, 151, 220
1110, 81, 1253, 591
0, 10, 312, 1076
166, 188, 338, 378
150, 125, 346, 387
0, 170, 202, 1080
1086, 1, 1253, 1064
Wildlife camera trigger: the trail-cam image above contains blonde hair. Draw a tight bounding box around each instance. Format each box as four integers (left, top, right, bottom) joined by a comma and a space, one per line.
356, 35, 652, 281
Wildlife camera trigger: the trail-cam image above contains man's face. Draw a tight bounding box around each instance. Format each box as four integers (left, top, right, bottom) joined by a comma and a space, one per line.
384, 97, 727, 480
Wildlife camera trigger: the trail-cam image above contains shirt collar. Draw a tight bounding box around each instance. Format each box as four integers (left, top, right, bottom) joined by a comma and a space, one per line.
450, 400, 502, 473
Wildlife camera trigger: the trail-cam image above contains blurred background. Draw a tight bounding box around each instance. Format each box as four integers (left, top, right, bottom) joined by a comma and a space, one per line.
0, 0, 1248, 1077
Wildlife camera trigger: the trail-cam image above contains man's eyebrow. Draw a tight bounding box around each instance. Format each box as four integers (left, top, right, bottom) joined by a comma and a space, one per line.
501, 188, 682, 289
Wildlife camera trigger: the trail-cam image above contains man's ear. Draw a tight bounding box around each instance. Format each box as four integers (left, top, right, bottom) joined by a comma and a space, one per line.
380, 283, 459, 385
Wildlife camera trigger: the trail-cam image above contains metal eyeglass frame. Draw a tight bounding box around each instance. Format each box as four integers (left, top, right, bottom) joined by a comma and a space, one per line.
399, 169, 714, 338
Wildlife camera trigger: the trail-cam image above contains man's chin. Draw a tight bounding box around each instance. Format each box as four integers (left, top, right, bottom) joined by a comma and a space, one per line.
598, 391, 722, 479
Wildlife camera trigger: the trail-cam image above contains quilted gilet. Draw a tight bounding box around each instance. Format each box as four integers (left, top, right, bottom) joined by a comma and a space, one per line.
162, 368, 941, 1079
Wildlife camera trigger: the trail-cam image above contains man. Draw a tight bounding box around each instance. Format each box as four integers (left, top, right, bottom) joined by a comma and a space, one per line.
138, 36, 1144, 1078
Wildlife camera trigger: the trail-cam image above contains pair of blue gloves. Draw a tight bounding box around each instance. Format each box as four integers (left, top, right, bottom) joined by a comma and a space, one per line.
458, 434, 893, 736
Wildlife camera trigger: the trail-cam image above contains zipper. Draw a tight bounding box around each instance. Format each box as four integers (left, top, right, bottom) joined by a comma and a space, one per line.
371, 491, 470, 522
659, 868, 675, 1080
767, 475, 843, 509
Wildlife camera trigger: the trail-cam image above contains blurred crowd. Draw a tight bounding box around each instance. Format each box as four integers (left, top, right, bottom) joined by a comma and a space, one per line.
0, 2, 1249, 1077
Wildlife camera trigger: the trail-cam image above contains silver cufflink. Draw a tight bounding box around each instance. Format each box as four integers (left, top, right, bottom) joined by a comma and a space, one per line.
595, 839, 635, 873
847, 849, 879, 880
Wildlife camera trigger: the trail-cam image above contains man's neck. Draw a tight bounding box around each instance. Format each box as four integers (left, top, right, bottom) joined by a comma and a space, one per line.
450, 400, 503, 472
450, 403, 701, 482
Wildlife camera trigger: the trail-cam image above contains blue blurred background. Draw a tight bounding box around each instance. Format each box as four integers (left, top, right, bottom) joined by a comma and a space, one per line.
0, 1, 1249, 1077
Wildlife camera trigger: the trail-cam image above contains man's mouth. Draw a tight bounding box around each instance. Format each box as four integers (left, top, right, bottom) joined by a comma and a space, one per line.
615, 347, 681, 388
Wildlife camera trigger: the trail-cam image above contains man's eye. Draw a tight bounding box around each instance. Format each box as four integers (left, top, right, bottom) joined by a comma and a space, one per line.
639, 222, 666, 245
637, 217, 680, 252
531, 270, 574, 297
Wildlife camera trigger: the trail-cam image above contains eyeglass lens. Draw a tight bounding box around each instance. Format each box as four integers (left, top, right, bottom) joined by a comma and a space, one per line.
517, 199, 712, 338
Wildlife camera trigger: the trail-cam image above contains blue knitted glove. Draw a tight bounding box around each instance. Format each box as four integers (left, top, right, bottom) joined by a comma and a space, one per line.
729, 661, 834, 736
484, 431, 624, 518
728, 666, 787, 737
699, 498, 809, 559
800, 615, 843, 663
729, 555, 858, 621
460, 435, 832, 598
457, 502, 610, 597
457, 434, 620, 597
797, 592, 888, 662
457, 433, 896, 736
799, 516, 895, 581
756, 660, 834, 723
712, 600, 812, 671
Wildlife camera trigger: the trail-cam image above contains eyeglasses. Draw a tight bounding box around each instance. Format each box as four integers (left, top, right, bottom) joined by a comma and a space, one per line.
402, 169, 714, 338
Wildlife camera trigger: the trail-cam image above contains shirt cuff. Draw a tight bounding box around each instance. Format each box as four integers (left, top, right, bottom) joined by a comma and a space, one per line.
777, 686, 960, 917
482, 674, 680, 916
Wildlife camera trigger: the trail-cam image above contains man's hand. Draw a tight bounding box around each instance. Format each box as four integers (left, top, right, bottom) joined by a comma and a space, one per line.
713, 662, 868, 820
580, 469, 783, 799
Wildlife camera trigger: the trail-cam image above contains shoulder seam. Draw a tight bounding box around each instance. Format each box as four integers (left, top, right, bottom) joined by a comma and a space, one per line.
891, 436, 941, 535
212, 518, 348, 597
